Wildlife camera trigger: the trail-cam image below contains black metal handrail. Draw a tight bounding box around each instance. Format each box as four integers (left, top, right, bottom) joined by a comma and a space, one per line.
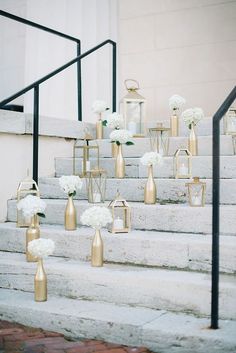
0, 10, 82, 121
211, 85, 236, 329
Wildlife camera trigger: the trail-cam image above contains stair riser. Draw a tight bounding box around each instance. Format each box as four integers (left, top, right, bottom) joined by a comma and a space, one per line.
39, 178, 236, 204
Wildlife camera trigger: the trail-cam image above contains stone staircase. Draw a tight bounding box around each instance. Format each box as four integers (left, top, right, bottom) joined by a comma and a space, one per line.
0, 116, 236, 353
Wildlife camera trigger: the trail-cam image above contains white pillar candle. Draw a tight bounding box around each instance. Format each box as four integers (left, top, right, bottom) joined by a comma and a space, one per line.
179, 163, 188, 175
93, 192, 101, 203
192, 194, 202, 206
113, 217, 124, 229
86, 161, 91, 171
128, 121, 137, 135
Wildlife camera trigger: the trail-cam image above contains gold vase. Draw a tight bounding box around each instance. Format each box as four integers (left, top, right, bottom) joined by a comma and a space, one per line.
91, 229, 103, 267
188, 123, 198, 156
115, 144, 125, 178
144, 165, 157, 204
96, 119, 103, 139
111, 141, 118, 158
35, 258, 47, 302
170, 112, 179, 137
65, 195, 76, 231
26, 215, 40, 262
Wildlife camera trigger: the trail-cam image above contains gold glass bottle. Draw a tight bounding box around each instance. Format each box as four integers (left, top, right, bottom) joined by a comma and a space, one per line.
26, 215, 40, 262
35, 258, 47, 302
111, 141, 118, 158
170, 110, 179, 137
96, 117, 103, 139
91, 229, 103, 267
115, 144, 125, 178
144, 165, 156, 204
65, 195, 76, 230
188, 123, 198, 156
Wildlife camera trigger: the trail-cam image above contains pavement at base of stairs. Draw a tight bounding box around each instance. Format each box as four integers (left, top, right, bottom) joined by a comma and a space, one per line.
0, 320, 153, 353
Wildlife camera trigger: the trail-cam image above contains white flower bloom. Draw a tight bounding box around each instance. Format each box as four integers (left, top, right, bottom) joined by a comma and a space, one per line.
81, 206, 112, 229
28, 238, 55, 258
109, 129, 133, 144
140, 152, 163, 166
17, 195, 46, 218
169, 95, 186, 110
182, 107, 204, 127
59, 175, 83, 196
92, 100, 109, 114
106, 112, 124, 129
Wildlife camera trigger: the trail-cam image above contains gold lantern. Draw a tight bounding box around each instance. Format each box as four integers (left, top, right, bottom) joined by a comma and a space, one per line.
174, 148, 192, 179
149, 124, 170, 156
185, 177, 206, 207
73, 133, 99, 177
224, 106, 236, 134
108, 192, 131, 233
17, 173, 40, 227
86, 168, 107, 203
120, 79, 146, 137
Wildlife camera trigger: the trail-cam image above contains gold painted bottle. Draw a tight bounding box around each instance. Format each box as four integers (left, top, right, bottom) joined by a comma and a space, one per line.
115, 144, 125, 178
26, 215, 40, 262
188, 123, 198, 156
35, 258, 47, 302
111, 141, 118, 158
65, 195, 76, 230
170, 111, 179, 137
96, 118, 103, 139
91, 229, 103, 267
144, 165, 156, 204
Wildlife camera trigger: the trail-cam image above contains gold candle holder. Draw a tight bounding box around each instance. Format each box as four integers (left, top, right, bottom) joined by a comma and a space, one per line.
115, 144, 125, 178
96, 118, 103, 139
111, 141, 119, 158
170, 113, 179, 137
144, 165, 156, 204
91, 229, 103, 267
35, 258, 47, 302
65, 195, 76, 230
26, 215, 40, 262
188, 123, 198, 156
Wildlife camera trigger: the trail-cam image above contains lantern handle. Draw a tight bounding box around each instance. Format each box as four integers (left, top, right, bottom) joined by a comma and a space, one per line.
124, 79, 139, 91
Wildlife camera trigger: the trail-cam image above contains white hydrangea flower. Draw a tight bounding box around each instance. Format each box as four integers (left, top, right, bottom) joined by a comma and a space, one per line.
182, 107, 204, 127
109, 129, 133, 145
28, 238, 55, 258
169, 95, 186, 110
105, 112, 124, 129
59, 175, 83, 196
140, 152, 163, 166
17, 195, 46, 218
92, 100, 109, 114
81, 206, 112, 229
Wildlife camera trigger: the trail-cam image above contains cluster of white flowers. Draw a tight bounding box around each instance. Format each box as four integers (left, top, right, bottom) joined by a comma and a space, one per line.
140, 152, 163, 166
105, 112, 124, 129
109, 129, 133, 145
28, 238, 55, 258
169, 94, 186, 111
17, 195, 46, 218
182, 107, 204, 127
59, 175, 83, 196
92, 100, 109, 114
81, 206, 112, 229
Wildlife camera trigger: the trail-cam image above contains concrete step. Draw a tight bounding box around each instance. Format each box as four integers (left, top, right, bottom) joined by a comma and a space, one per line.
7, 200, 236, 235
94, 135, 234, 158
0, 289, 235, 353
0, 252, 235, 319
55, 156, 236, 179
1, 223, 235, 274
39, 177, 236, 204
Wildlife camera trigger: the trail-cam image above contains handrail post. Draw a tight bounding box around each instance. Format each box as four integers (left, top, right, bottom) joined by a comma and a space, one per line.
77, 41, 82, 121
33, 85, 39, 184
112, 43, 117, 112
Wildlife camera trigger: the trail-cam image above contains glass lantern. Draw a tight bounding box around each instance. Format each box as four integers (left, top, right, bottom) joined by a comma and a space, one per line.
185, 177, 206, 207
149, 125, 170, 156
17, 174, 40, 227
174, 148, 192, 179
86, 168, 107, 203
73, 133, 99, 177
224, 106, 236, 134
120, 79, 146, 137
108, 192, 131, 233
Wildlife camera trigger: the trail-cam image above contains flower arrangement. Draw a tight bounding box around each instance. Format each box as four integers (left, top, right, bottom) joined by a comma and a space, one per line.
103, 112, 124, 130
59, 175, 83, 197
140, 152, 162, 166
182, 108, 204, 129
169, 94, 186, 111
110, 129, 134, 146
92, 100, 109, 114
81, 206, 112, 229
17, 195, 46, 218
28, 238, 55, 258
